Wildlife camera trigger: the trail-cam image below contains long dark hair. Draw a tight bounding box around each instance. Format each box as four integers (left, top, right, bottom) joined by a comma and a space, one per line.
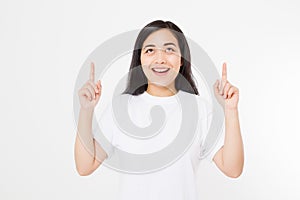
123, 20, 199, 95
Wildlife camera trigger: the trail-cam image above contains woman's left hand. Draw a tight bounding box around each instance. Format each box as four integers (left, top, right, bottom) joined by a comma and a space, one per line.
214, 63, 239, 110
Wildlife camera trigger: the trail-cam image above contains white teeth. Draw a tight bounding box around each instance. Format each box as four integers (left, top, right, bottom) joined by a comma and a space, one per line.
152, 68, 169, 73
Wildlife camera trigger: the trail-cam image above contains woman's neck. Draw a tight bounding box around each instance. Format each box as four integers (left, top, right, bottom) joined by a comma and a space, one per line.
146, 83, 177, 97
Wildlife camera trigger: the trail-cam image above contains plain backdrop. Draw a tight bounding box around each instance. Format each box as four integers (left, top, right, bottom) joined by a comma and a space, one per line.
0, 0, 300, 199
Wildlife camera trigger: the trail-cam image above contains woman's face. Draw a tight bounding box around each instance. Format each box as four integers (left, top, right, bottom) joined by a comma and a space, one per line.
140, 29, 182, 89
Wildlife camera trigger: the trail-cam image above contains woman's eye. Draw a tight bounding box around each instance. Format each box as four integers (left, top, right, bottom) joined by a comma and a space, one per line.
145, 49, 154, 54
166, 47, 175, 53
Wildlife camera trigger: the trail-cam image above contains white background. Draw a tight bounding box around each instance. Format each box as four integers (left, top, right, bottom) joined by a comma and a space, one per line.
1, 0, 300, 199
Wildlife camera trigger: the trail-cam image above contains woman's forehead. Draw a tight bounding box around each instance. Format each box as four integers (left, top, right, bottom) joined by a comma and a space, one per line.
143, 29, 179, 47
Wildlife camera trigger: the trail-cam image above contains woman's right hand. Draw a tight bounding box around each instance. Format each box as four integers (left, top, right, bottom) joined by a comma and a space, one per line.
78, 62, 102, 110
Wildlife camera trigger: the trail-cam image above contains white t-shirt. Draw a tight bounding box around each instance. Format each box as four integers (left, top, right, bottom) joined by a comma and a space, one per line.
93, 90, 225, 200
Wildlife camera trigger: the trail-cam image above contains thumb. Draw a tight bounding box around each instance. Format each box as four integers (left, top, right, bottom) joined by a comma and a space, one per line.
96, 80, 102, 95
214, 80, 220, 93
96, 80, 101, 89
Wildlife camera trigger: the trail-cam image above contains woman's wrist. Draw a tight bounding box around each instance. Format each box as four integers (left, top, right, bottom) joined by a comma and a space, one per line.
79, 107, 95, 119
80, 107, 94, 113
224, 106, 238, 115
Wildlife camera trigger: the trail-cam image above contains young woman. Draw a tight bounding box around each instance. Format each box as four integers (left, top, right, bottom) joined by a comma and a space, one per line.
75, 20, 244, 200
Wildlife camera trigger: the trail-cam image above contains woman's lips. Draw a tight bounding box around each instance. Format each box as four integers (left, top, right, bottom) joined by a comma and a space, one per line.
151, 68, 170, 76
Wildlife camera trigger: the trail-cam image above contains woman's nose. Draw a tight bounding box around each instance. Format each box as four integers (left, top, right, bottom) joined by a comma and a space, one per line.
154, 49, 166, 64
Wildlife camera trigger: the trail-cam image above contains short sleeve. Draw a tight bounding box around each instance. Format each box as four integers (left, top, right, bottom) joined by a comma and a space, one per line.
92, 102, 115, 159
204, 112, 225, 162
199, 100, 225, 163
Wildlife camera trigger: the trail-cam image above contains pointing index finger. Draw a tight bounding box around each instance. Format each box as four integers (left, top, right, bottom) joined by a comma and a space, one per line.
90, 62, 95, 82
222, 62, 227, 81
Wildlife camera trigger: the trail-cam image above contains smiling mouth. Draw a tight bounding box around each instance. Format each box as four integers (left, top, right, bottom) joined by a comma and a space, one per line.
151, 68, 170, 73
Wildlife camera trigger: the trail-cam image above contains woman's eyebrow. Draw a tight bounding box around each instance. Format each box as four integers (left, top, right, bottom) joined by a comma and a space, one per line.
164, 42, 177, 47
143, 44, 156, 49
143, 42, 177, 49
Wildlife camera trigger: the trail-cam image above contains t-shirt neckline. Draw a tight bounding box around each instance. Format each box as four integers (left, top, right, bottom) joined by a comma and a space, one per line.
139, 90, 182, 103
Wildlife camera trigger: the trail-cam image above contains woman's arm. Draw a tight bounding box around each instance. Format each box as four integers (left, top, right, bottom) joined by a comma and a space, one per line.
74, 108, 107, 176
213, 108, 244, 178
212, 63, 244, 178
74, 62, 107, 176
